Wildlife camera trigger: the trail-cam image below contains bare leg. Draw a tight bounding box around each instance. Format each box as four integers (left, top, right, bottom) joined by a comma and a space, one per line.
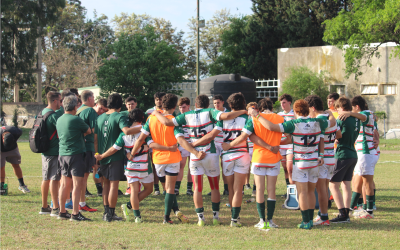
266, 175, 278, 200
226, 175, 234, 206
193, 175, 203, 208
296, 182, 309, 210
254, 174, 265, 203
80, 172, 90, 203
286, 155, 294, 184
341, 181, 352, 208
232, 173, 246, 207
71, 175, 84, 215
138, 182, 153, 202
11, 164, 23, 179
108, 180, 120, 208
316, 178, 328, 215
329, 181, 344, 209
0, 167, 5, 183
102, 178, 110, 206
130, 182, 140, 210
59, 176, 72, 213
210, 176, 221, 203
307, 182, 317, 210
41, 180, 50, 208
50, 180, 60, 209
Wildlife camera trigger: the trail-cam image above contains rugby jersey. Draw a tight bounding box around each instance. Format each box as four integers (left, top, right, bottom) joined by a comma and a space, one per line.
374, 121, 380, 155
214, 108, 230, 146
317, 114, 338, 166
356, 110, 377, 155
142, 114, 183, 164
279, 117, 329, 169
243, 113, 283, 166
214, 114, 248, 161
278, 110, 295, 150
247, 137, 254, 153
145, 106, 160, 115
113, 125, 153, 178
172, 108, 222, 160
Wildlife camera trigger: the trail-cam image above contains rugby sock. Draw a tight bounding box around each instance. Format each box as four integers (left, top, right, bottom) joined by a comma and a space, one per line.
345, 208, 350, 218
104, 205, 109, 215
339, 208, 346, 218
232, 207, 241, 220
109, 207, 115, 217
266, 199, 276, 220
357, 196, 363, 206
212, 202, 220, 218
301, 210, 309, 223
366, 195, 374, 214
253, 185, 256, 191
321, 213, 329, 221
79, 202, 86, 207
172, 194, 179, 213
308, 209, 314, 222
18, 178, 25, 187
256, 202, 265, 221
187, 182, 193, 191
165, 193, 175, 216
196, 207, 205, 220
154, 183, 160, 192
1, 182, 4, 188
373, 189, 376, 206
95, 183, 103, 193
350, 192, 361, 209
363, 203, 367, 210
224, 184, 228, 191
127, 201, 132, 210
175, 181, 181, 191
133, 209, 141, 218
285, 178, 290, 185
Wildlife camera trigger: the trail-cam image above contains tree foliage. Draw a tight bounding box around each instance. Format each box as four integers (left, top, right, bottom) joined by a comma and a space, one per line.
281, 66, 330, 109
323, 0, 400, 79
96, 26, 185, 110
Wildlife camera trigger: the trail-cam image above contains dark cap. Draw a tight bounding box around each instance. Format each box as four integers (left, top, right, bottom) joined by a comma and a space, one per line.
3, 132, 17, 151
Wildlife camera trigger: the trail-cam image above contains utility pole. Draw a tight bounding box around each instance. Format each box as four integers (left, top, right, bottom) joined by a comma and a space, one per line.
196, 0, 200, 96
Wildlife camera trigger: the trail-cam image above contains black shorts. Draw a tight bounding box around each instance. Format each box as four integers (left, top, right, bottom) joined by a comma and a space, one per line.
84, 151, 96, 173
100, 160, 124, 181
330, 158, 358, 183
59, 153, 86, 178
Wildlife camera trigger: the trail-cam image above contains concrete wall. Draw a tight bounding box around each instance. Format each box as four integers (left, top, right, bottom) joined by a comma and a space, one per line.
277, 45, 400, 133
2, 102, 47, 127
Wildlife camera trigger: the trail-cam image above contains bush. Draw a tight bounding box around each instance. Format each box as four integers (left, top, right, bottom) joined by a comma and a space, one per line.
281, 66, 330, 109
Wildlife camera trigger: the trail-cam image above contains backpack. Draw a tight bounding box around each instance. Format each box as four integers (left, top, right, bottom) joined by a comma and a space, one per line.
29, 110, 57, 153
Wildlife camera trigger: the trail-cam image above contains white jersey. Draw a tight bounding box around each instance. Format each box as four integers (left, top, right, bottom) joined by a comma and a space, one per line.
214, 108, 230, 146
356, 110, 377, 155
317, 114, 338, 166
278, 109, 295, 150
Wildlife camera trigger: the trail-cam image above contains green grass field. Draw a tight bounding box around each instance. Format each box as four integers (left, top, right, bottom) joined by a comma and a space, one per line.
1, 142, 400, 249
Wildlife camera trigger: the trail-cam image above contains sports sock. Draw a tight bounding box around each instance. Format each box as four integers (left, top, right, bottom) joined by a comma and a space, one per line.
253, 184, 256, 191
212, 202, 220, 218
285, 178, 290, 185
350, 192, 361, 209
1, 182, 4, 189
266, 199, 276, 220
345, 208, 350, 218
18, 178, 25, 187
195, 207, 204, 220
232, 207, 241, 220
95, 183, 102, 193
308, 209, 314, 221
242, 185, 245, 191
339, 208, 346, 218
373, 189, 376, 205
127, 201, 132, 210
363, 203, 367, 210
187, 182, 193, 191
175, 181, 181, 191
366, 195, 374, 214
357, 196, 363, 206
172, 194, 179, 213
301, 210, 309, 223
224, 184, 228, 191
318, 210, 321, 217
154, 183, 160, 192
109, 207, 115, 217
256, 202, 265, 221
321, 213, 329, 221
79, 202, 86, 207
133, 209, 141, 218
164, 193, 175, 216
104, 205, 109, 214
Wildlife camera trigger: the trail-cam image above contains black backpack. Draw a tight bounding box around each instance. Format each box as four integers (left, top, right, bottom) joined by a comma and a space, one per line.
29, 110, 57, 153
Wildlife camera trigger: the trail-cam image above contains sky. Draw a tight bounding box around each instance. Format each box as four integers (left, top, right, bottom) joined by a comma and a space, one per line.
81, 0, 254, 34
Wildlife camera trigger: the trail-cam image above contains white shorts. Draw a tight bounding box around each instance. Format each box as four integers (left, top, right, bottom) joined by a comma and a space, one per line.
280, 149, 294, 159
292, 163, 319, 183
250, 161, 280, 176
222, 153, 250, 176
215, 144, 223, 156
154, 162, 180, 177
248, 148, 253, 157
354, 153, 379, 176
127, 173, 154, 184
178, 146, 190, 158
318, 162, 335, 180
190, 153, 220, 177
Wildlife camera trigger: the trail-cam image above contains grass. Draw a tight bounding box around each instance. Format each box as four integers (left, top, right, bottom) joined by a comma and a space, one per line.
19, 128, 31, 141
1, 143, 400, 249
379, 139, 400, 151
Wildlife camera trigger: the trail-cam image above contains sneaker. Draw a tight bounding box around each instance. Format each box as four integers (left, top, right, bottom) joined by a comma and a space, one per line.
153, 190, 161, 196
330, 214, 350, 223
70, 212, 91, 221
65, 200, 73, 210
245, 184, 251, 190
18, 185, 31, 193
297, 221, 312, 229
186, 190, 194, 196
313, 215, 321, 222
104, 213, 113, 222
354, 210, 374, 219
254, 221, 269, 230
79, 205, 98, 212
85, 189, 93, 197
50, 207, 60, 217
39, 206, 52, 215
223, 190, 229, 196
121, 204, 130, 221
113, 213, 123, 221
97, 192, 102, 197
213, 218, 221, 225
230, 220, 242, 227
118, 189, 124, 196
135, 217, 142, 223
352, 208, 364, 217
251, 190, 256, 197
267, 219, 279, 228
58, 211, 71, 220
207, 192, 211, 196
175, 211, 189, 223
198, 219, 205, 227
163, 219, 174, 224
125, 187, 131, 195
314, 219, 330, 226
174, 189, 180, 196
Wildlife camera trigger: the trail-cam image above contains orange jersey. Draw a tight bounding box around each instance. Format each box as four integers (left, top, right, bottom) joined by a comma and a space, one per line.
245, 113, 284, 164
142, 114, 182, 164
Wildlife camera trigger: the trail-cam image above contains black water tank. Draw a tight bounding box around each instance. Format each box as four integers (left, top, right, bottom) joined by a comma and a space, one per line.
200, 74, 257, 109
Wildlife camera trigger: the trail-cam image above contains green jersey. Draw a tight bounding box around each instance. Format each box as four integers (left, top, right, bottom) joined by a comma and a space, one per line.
56, 114, 89, 156
77, 104, 98, 152
120, 110, 129, 118
335, 116, 360, 160
95, 112, 130, 165
55, 106, 64, 116
41, 108, 61, 156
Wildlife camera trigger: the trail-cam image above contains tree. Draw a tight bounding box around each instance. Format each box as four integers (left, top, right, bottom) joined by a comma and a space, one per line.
281, 66, 330, 109
96, 26, 185, 110
323, 0, 400, 79
1, 0, 65, 100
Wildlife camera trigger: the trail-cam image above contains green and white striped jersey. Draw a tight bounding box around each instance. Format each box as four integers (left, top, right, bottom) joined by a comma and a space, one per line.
214, 108, 230, 146
280, 116, 329, 169
172, 108, 222, 160
317, 114, 338, 165
278, 109, 295, 150
214, 114, 248, 159
356, 110, 377, 155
